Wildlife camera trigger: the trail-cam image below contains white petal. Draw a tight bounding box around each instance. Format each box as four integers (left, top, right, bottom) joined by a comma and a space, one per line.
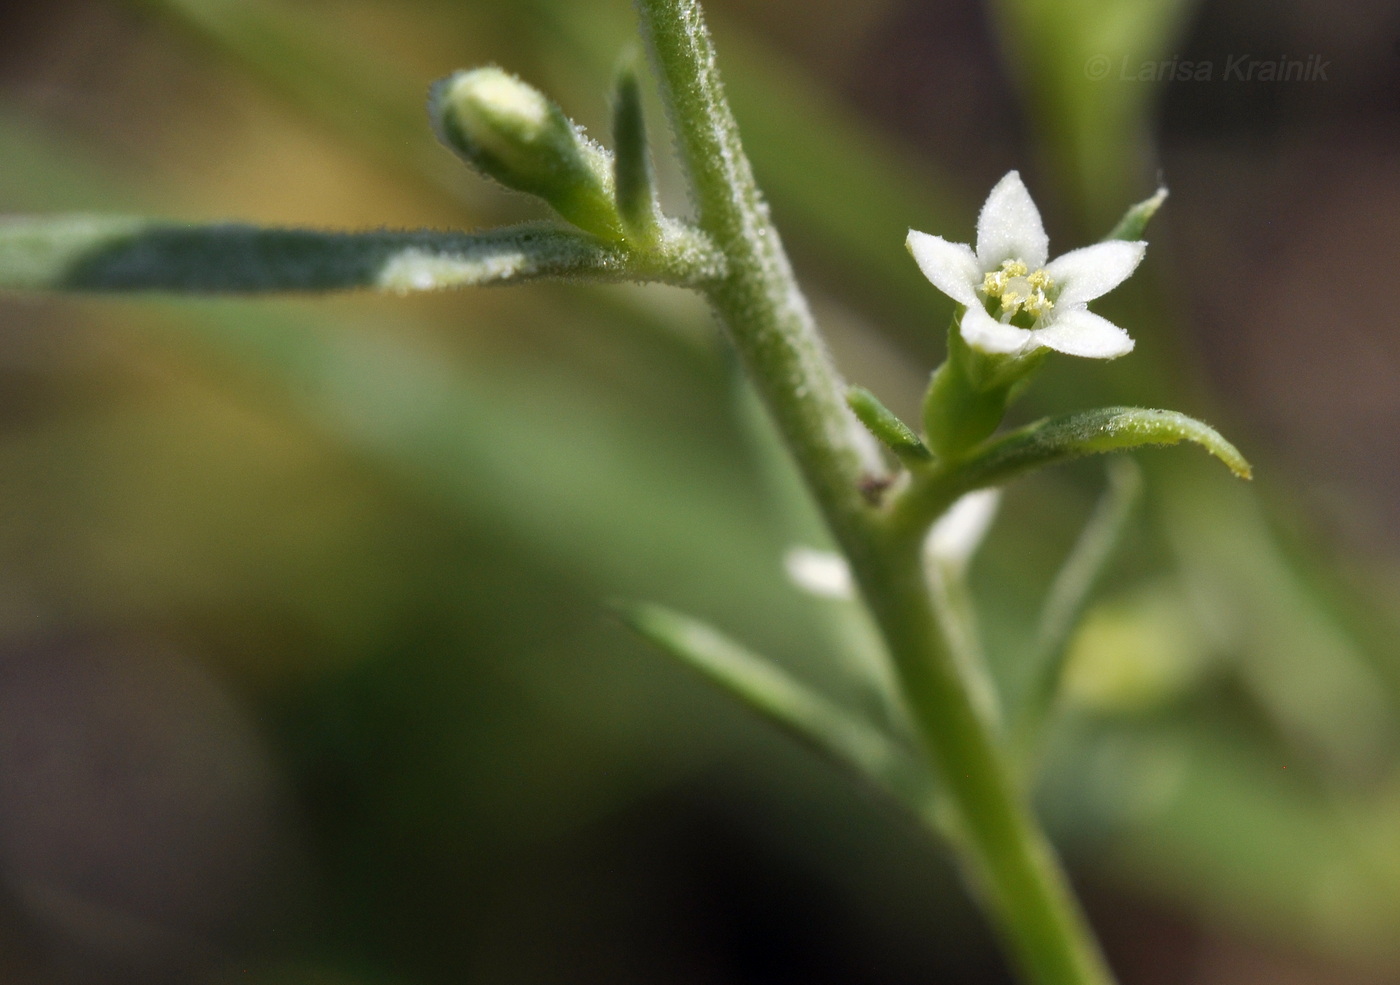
926, 489, 1002, 569
784, 547, 854, 600
960, 304, 1033, 355
1032, 308, 1134, 359
975, 171, 1048, 270
906, 230, 979, 306
1044, 240, 1146, 307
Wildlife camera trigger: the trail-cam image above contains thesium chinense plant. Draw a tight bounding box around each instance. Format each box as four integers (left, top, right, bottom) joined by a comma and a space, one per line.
0, 2, 1251, 983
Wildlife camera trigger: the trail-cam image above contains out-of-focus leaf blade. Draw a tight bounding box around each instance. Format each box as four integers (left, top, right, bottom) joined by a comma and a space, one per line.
990, 0, 1199, 228
0, 218, 719, 293
619, 600, 938, 819
130, 0, 478, 204
1165, 476, 1400, 777
735, 376, 906, 730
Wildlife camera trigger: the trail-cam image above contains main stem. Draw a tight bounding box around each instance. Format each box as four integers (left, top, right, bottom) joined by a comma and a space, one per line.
635, 3, 1115, 984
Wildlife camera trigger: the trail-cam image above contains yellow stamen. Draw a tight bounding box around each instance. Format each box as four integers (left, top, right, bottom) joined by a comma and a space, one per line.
980, 258, 1055, 323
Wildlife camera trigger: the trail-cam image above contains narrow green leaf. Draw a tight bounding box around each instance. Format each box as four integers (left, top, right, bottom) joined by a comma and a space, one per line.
617, 601, 938, 815
847, 386, 932, 465
1104, 186, 1168, 242
611, 55, 662, 243
0, 218, 722, 294
951, 407, 1251, 495
1015, 459, 1143, 754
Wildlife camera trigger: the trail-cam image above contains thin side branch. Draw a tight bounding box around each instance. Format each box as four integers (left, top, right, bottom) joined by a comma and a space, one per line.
1015, 460, 1142, 754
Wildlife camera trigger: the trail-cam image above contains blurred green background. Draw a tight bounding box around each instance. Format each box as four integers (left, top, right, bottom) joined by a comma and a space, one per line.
1, 0, 1398, 982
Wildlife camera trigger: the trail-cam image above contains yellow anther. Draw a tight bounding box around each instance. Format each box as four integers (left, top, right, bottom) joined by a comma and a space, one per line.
981, 259, 1033, 300
1023, 292, 1052, 318
980, 258, 1056, 323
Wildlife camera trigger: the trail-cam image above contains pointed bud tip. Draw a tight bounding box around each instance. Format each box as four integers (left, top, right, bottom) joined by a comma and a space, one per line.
429, 67, 621, 238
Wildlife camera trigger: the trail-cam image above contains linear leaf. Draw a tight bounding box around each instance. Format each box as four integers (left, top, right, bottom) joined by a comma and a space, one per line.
611, 55, 663, 242
847, 386, 932, 466
618, 601, 939, 817
951, 407, 1251, 496
0, 218, 721, 294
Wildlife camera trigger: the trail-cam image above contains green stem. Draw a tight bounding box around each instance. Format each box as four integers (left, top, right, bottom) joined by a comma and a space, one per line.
634, 0, 885, 551
635, 2, 1115, 983
863, 532, 1113, 985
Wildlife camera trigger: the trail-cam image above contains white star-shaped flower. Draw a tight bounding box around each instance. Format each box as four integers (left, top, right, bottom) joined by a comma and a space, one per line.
906, 171, 1146, 359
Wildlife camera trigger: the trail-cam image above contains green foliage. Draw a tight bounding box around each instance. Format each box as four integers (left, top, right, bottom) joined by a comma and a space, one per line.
617, 601, 941, 825
610, 56, 663, 243
0, 217, 720, 292
1104, 187, 1168, 242
953, 406, 1251, 491
847, 385, 932, 465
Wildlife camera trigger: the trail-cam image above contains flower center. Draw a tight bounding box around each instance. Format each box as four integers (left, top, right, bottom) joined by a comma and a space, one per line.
980, 259, 1054, 328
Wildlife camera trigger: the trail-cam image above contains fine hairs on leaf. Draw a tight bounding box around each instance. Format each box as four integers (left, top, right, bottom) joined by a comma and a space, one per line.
888, 407, 1248, 541
847, 386, 933, 465
0, 218, 725, 293
953, 406, 1252, 490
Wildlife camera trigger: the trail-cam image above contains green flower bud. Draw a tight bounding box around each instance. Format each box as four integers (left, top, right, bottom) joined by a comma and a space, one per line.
430, 67, 622, 239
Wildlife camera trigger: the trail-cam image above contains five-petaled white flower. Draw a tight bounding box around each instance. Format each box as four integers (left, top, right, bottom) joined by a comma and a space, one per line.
907, 171, 1145, 359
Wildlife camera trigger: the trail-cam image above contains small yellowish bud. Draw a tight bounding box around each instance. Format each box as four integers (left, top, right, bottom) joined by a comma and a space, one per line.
430, 67, 622, 238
